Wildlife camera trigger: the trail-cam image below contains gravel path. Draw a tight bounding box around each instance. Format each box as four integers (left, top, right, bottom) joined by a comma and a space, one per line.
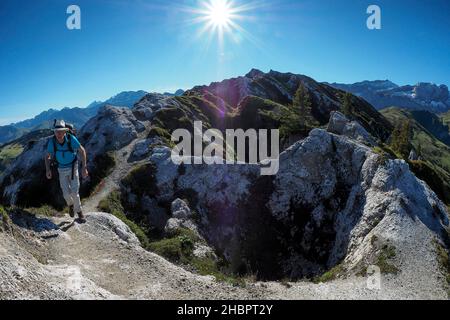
1, 210, 447, 300
1, 212, 269, 299
60, 213, 271, 299
82, 126, 151, 214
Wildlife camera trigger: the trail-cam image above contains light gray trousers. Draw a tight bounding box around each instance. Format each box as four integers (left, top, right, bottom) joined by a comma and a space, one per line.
58, 164, 82, 214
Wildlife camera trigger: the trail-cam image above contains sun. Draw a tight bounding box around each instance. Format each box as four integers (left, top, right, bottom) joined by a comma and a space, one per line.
190, 0, 247, 38
206, 0, 233, 27
181, 0, 264, 50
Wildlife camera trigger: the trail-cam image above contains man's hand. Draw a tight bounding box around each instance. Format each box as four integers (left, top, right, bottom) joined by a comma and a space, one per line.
46, 170, 52, 180
82, 166, 89, 178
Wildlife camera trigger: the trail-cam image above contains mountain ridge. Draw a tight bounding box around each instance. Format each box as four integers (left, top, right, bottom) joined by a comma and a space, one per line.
330, 80, 450, 112
0, 89, 184, 146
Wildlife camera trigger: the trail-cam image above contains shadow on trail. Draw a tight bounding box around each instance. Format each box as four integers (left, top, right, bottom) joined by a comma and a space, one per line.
9, 208, 76, 235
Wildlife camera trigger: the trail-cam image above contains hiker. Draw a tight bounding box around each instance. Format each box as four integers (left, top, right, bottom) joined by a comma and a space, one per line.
44, 120, 89, 223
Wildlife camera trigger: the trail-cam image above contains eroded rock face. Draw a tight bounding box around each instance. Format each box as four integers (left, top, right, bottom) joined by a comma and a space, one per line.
171, 198, 192, 219
0, 137, 65, 208
327, 111, 376, 146
164, 199, 197, 235
79, 105, 146, 163
414, 83, 449, 103
121, 115, 449, 280
132, 94, 174, 121
88, 212, 140, 246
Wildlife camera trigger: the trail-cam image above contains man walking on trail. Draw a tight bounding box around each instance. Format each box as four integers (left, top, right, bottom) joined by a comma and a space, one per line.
45, 120, 89, 223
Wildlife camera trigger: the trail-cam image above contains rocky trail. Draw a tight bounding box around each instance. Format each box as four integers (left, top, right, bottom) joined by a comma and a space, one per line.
0, 211, 268, 299
1, 209, 447, 299
82, 125, 151, 214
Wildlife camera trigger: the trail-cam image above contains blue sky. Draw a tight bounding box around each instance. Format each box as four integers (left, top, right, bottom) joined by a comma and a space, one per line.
0, 0, 449, 125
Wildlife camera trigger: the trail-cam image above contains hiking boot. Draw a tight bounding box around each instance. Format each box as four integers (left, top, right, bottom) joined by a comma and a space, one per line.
68, 205, 74, 218
77, 211, 86, 223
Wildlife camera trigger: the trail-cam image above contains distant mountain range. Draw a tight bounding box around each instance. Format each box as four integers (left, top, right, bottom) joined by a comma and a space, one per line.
0, 89, 184, 145
163, 89, 185, 97
3, 77, 450, 147
84, 90, 149, 112
329, 80, 450, 113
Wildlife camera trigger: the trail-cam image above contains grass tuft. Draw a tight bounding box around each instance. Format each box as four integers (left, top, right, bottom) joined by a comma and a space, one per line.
24, 205, 61, 217
313, 263, 344, 283
433, 239, 450, 288
0, 205, 11, 231
376, 244, 399, 274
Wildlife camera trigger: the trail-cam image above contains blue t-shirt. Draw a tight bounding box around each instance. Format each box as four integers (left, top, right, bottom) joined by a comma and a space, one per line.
47, 134, 81, 168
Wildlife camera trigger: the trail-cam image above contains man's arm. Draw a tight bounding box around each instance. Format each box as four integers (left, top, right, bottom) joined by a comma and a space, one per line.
78, 145, 89, 178
79, 145, 87, 168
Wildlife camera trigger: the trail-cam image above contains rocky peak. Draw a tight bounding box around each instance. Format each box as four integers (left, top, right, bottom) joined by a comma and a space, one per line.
413, 82, 449, 102
327, 111, 376, 146
330, 80, 450, 112
245, 68, 264, 79
132, 93, 174, 121
79, 105, 145, 155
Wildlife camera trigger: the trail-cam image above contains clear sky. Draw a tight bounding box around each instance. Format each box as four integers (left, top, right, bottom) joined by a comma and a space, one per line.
0, 0, 449, 125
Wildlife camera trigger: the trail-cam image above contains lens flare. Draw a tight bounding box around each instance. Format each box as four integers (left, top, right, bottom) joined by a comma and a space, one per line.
206, 0, 233, 27
172, 0, 267, 71
183, 0, 263, 48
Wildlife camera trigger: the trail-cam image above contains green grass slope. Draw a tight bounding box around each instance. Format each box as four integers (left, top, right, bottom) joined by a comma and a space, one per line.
440, 110, 450, 130
381, 107, 450, 204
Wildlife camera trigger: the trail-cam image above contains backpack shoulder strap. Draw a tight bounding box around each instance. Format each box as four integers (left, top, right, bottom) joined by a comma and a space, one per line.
51, 137, 60, 166
67, 133, 74, 153
52, 136, 57, 154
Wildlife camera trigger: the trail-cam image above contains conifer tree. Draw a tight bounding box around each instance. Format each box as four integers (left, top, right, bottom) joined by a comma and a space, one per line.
390, 119, 411, 158
292, 82, 314, 129
340, 92, 353, 117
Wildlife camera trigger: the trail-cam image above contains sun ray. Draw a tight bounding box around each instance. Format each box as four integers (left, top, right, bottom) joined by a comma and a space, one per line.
189, 0, 255, 40
165, 0, 272, 66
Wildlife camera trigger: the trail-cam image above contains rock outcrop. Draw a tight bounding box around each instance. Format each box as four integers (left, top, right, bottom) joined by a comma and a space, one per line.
80, 105, 146, 163
132, 94, 174, 121
164, 198, 198, 236
327, 111, 376, 146
0, 137, 66, 209
121, 111, 450, 283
